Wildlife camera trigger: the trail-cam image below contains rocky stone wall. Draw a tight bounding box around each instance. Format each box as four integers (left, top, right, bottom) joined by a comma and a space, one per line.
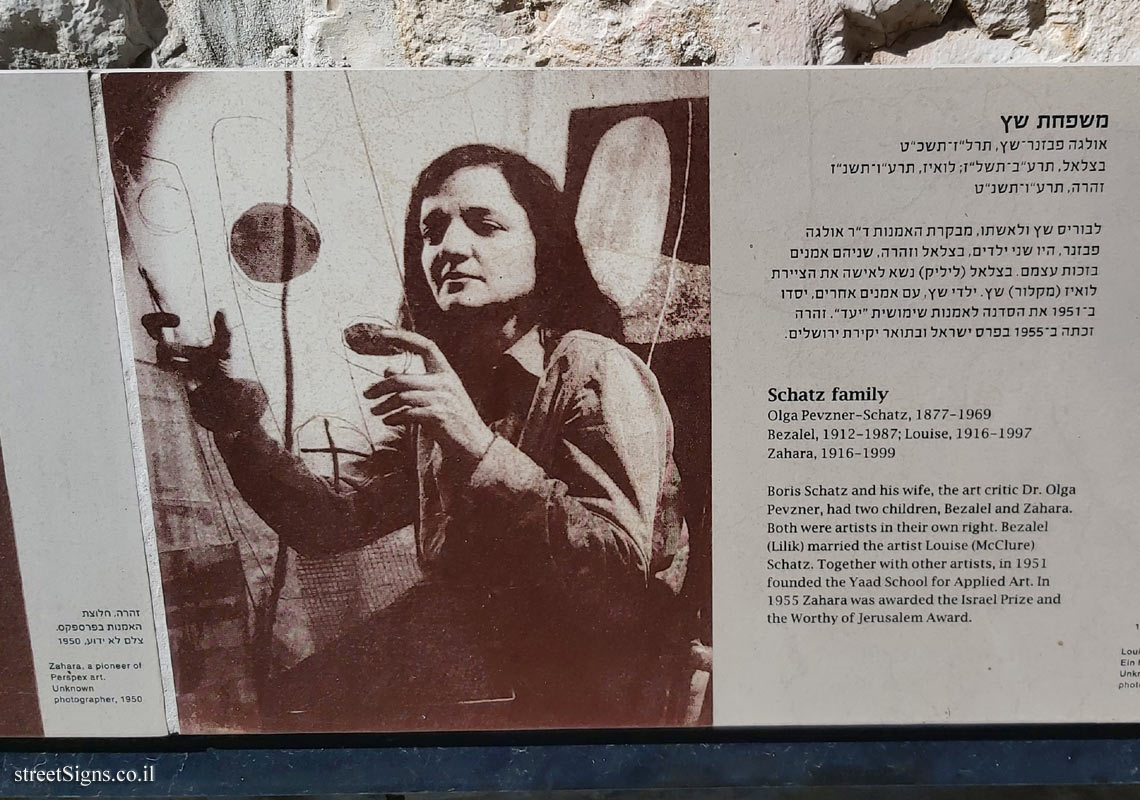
1, 0, 1137, 69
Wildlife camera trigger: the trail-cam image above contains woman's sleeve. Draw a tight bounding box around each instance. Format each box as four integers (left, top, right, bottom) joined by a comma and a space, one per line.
463, 345, 672, 604
214, 425, 418, 558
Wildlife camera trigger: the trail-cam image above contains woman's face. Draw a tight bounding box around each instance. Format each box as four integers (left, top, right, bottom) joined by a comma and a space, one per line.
419, 165, 538, 314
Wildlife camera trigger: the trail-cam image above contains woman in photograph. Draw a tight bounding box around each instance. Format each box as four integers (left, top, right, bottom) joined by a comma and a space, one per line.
149, 144, 687, 730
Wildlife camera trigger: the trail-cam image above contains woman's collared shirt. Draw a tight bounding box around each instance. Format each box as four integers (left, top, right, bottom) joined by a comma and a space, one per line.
217, 327, 687, 725
219, 327, 686, 594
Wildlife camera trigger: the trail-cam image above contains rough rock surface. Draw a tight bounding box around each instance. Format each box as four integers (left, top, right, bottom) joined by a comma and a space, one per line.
538, 0, 718, 66
0, 0, 166, 67
1026, 0, 1140, 62
158, 0, 300, 66
2, 0, 1140, 69
962, 0, 1044, 38
870, 13, 1050, 63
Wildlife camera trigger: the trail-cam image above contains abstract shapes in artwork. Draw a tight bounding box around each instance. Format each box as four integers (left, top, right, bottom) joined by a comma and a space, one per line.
574, 116, 672, 310
229, 202, 321, 284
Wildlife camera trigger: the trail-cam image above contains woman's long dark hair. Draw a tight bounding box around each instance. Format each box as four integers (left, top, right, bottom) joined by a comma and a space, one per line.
401, 144, 622, 352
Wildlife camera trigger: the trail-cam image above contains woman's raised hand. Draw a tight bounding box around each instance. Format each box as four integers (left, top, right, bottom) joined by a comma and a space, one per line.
362, 329, 495, 470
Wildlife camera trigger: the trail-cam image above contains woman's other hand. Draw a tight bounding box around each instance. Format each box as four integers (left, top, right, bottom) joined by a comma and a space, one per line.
141, 310, 267, 434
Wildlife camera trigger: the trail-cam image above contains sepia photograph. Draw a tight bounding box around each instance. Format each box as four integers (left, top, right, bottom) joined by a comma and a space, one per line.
101, 69, 710, 733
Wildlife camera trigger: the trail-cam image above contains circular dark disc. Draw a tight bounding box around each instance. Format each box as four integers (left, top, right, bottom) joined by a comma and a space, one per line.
229, 202, 321, 284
